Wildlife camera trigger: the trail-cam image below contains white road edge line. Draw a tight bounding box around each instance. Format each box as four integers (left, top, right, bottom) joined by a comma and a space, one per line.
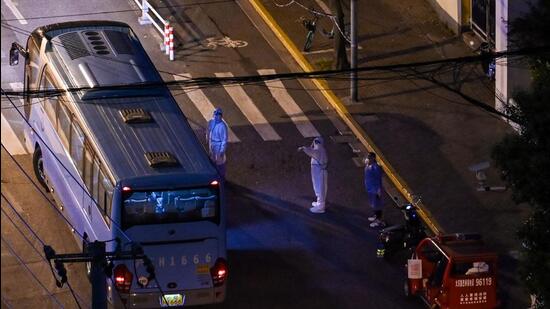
173, 74, 240, 143
258, 69, 320, 138
216, 72, 281, 141
303, 45, 363, 55
2, 0, 28, 24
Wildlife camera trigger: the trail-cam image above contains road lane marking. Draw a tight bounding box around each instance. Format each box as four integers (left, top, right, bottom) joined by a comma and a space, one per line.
173, 74, 240, 143
1, 82, 28, 155
216, 72, 281, 141
3, 0, 28, 24
303, 46, 363, 55
258, 69, 320, 138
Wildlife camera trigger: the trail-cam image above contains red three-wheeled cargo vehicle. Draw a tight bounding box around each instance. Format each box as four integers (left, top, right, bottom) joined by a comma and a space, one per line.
405, 233, 500, 308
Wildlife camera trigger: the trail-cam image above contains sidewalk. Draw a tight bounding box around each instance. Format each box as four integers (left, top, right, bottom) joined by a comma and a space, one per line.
253, 0, 529, 307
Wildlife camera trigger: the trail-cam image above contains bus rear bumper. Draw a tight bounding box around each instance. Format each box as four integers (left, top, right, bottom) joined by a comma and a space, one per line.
109, 285, 226, 308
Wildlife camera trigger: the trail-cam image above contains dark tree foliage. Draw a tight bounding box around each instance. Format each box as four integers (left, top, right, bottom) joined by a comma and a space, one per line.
492, 0, 550, 306
508, 0, 550, 82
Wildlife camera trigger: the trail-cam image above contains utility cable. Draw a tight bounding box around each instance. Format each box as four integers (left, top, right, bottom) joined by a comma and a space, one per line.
407, 66, 515, 121
0, 1, 231, 22
1, 196, 46, 246
65, 281, 83, 309
0, 235, 65, 308
1, 294, 14, 309
1, 90, 134, 245
275, 0, 351, 43
107, 277, 128, 309
2, 46, 548, 99
0, 198, 89, 308
0, 70, 418, 110
2, 194, 124, 308
1, 21, 183, 83
1, 95, 175, 309
1, 143, 87, 241
2, 143, 87, 241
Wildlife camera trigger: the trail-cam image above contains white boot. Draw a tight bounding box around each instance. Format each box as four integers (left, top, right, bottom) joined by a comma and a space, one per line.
309, 206, 325, 214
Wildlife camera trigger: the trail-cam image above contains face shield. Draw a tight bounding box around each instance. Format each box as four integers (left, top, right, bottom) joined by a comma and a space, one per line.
313, 137, 323, 149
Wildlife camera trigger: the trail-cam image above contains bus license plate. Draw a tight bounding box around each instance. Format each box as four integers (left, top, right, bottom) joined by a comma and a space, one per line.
159, 294, 184, 307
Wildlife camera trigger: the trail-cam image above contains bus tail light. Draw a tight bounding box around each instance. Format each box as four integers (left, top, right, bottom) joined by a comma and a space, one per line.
113, 264, 133, 293
210, 258, 228, 287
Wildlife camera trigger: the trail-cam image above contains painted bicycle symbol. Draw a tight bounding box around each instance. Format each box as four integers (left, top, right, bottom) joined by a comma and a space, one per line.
202, 36, 248, 49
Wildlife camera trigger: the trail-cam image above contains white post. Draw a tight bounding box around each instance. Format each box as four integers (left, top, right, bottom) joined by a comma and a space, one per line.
138, 0, 152, 25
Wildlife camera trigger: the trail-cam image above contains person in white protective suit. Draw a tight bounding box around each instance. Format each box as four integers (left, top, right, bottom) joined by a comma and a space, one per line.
298, 137, 328, 213
207, 108, 228, 177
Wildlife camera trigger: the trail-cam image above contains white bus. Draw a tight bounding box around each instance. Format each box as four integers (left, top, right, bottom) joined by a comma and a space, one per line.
10, 20, 227, 307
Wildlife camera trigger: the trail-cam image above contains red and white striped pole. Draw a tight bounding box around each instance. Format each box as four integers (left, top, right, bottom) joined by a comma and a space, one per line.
164, 24, 170, 54
169, 25, 174, 61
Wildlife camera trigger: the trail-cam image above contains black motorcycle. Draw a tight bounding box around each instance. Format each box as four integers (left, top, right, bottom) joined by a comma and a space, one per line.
376, 203, 426, 259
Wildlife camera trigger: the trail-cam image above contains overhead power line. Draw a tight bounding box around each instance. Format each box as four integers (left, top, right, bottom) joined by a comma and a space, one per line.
1, 196, 88, 308
0, 235, 65, 308
0, 91, 135, 245
2, 46, 548, 100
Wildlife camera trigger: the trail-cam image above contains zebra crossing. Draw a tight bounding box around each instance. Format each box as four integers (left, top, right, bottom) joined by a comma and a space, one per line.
1, 69, 323, 156
174, 74, 241, 143
174, 69, 320, 143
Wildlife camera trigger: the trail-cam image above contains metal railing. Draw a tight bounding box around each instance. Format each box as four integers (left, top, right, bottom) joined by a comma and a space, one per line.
133, 0, 174, 60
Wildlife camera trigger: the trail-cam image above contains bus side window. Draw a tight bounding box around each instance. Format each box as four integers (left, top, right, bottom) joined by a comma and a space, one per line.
92, 159, 99, 202
25, 38, 40, 118
98, 168, 106, 216
57, 103, 71, 148
40, 73, 57, 126
104, 178, 113, 228
70, 121, 85, 175
83, 144, 94, 191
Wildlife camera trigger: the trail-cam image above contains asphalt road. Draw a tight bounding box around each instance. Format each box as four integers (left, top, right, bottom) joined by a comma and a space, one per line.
1, 0, 423, 308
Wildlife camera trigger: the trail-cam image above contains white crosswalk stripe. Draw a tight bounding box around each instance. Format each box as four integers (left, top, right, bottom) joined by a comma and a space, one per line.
258, 69, 320, 138
173, 74, 240, 143
1, 82, 29, 155
215, 72, 281, 141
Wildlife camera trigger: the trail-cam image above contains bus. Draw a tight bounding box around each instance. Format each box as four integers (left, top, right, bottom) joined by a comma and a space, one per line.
9, 21, 227, 307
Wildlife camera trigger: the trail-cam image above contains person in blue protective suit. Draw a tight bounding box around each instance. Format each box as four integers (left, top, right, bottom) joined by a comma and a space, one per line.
298, 137, 328, 213
364, 152, 385, 228
207, 108, 228, 177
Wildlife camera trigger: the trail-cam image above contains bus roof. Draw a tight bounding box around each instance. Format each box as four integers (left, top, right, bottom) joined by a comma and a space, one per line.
37, 21, 218, 183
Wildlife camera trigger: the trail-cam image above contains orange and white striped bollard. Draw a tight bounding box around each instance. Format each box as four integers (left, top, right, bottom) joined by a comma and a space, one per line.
169, 25, 174, 61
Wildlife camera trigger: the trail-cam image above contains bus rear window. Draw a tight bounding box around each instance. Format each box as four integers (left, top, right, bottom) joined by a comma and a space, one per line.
122, 187, 218, 229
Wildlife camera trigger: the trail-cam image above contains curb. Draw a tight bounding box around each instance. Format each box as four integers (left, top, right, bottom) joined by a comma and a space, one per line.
247, 0, 443, 235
